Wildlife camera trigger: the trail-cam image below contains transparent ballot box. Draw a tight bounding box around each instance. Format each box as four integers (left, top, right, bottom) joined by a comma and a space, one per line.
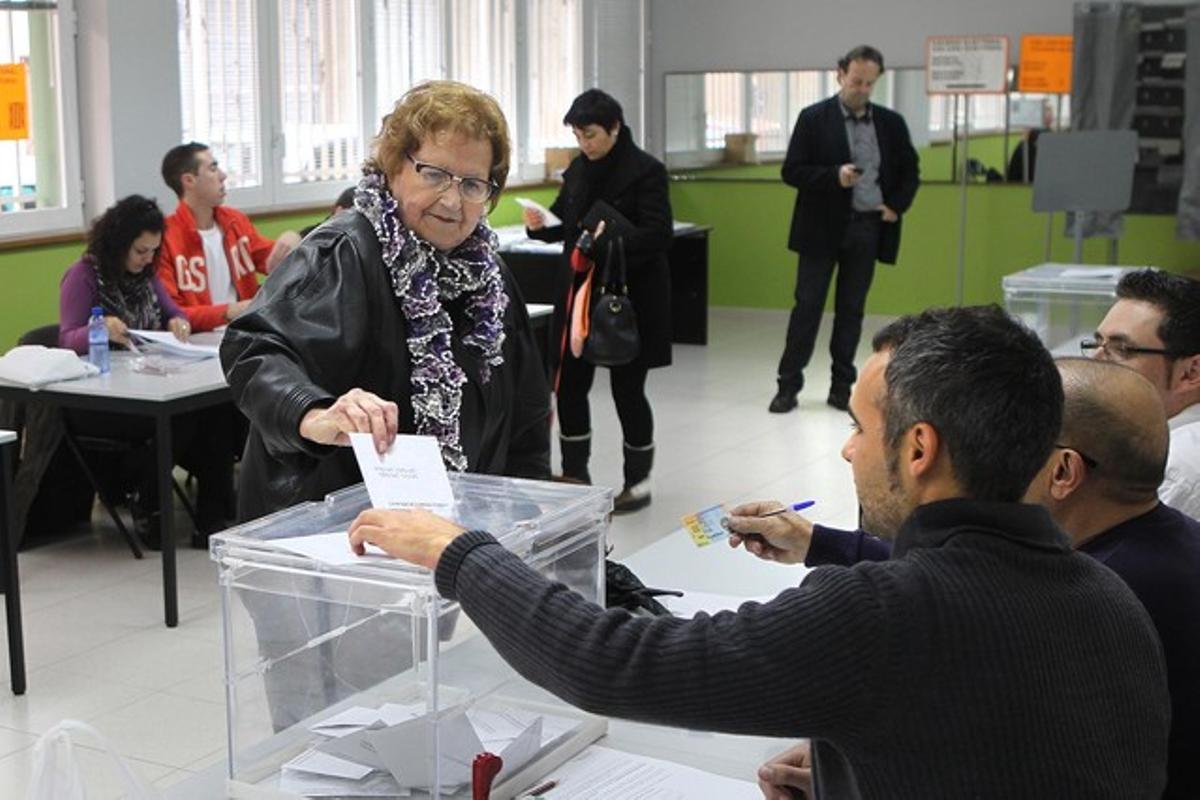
1002, 263, 1138, 355
211, 474, 612, 799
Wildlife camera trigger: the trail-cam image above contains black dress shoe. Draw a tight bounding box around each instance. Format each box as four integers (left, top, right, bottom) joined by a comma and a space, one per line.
827, 384, 851, 411
768, 390, 798, 414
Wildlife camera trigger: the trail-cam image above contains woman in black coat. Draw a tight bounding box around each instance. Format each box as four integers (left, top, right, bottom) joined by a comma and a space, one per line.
525, 89, 672, 513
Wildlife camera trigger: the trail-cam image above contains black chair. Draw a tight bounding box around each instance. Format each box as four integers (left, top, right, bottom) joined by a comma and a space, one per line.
17, 324, 198, 557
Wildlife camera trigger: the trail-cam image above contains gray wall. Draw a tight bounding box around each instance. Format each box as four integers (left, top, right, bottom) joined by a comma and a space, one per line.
78, 0, 185, 221
646, 0, 1079, 153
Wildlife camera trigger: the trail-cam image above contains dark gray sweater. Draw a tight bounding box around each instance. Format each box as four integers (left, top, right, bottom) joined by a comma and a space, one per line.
436, 498, 1170, 798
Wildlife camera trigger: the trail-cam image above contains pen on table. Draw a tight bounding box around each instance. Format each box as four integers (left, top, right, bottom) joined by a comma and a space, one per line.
721, 500, 815, 529
522, 778, 558, 797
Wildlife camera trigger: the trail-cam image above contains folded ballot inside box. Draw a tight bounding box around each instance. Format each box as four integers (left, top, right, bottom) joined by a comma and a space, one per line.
211, 474, 612, 798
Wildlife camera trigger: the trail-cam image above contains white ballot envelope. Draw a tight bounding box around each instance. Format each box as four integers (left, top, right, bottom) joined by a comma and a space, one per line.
514, 197, 562, 227
350, 433, 455, 514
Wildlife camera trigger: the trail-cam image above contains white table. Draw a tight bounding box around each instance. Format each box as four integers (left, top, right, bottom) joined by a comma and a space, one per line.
164, 524, 807, 797
0, 348, 230, 639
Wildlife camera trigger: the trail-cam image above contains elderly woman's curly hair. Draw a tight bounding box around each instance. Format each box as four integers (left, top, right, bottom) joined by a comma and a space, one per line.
370, 80, 511, 210
85, 194, 165, 283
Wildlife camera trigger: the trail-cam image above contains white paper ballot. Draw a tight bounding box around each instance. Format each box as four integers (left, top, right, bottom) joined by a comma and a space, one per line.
350, 433, 455, 514
311, 705, 388, 736
278, 769, 409, 797
271, 530, 391, 566
283, 749, 376, 780
535, 745, 760, 799
316, 723, 390, 770
128, 329, 219, 358
514, 197, 562, 227
368, 709, 483, 788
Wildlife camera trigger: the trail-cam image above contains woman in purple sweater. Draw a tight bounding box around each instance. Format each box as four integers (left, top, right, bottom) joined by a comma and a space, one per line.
59, 195, 190, 352
57, 195, 235, 547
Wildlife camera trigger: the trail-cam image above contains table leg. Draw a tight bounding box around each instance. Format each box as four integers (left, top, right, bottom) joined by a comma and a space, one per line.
156, 414, 178, 628
1, 441, 25, 694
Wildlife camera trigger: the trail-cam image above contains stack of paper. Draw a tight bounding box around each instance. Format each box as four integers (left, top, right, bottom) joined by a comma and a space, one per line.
129, 329, 219, 359
281, 701, 578, 795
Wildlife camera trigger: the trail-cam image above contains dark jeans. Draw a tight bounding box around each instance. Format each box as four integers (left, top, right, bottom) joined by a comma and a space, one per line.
557, 353, 653, 447
777, 214, 881, 392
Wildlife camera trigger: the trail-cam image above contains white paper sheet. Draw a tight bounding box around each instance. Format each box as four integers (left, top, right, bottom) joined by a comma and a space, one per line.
367, 709, 483, 788
278, 768, 409, 797
129, 329, 219, 358
350, 433, 455, 514
532, 746, 759, 799
514, 197, 562, 227
270, 530, 393, 566
283, 748, 376, 780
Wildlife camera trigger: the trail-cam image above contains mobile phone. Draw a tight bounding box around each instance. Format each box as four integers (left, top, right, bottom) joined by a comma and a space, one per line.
850, 165, 864, 175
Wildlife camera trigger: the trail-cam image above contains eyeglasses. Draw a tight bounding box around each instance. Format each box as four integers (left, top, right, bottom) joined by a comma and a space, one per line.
1055, 442, 1100, 470
1079, 337, 1177, 362
406, 154, 497, 204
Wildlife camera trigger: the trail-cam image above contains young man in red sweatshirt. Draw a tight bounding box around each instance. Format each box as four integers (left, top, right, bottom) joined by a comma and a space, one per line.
156, 142, 301, 331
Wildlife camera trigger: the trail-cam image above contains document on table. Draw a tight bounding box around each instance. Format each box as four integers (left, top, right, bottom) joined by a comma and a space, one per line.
514, 197, 562, 227
350, 433, 455, 514
128, 329, 219, 358
533, 745, 760, 799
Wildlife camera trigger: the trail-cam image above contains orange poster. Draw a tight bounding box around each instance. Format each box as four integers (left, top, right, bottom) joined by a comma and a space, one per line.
1018, 35, 1073, 94
0, 62, 28, 139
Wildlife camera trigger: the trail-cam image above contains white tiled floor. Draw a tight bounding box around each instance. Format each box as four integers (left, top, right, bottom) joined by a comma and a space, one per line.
0, 307, 877, 797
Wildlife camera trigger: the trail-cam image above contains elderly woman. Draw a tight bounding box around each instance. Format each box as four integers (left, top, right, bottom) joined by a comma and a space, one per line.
58, 194, 235, 546
222, 80, 550, 522
524, 89, 672, 513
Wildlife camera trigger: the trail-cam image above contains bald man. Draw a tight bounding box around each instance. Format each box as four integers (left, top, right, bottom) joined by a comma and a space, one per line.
1024, 358, 1200, 799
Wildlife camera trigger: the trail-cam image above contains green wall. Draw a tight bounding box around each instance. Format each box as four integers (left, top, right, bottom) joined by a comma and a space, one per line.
5, 176, 1198, 351
668, 174, 1200, 314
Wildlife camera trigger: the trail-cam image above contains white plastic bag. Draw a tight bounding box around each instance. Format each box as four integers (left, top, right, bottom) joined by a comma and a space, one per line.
26, 719, 160, 800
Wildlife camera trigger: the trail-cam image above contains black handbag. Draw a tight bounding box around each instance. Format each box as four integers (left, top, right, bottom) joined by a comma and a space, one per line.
583, 237, 640, 366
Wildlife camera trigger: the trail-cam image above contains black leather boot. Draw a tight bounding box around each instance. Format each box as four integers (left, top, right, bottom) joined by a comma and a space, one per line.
614, 442, 653, 514
559, 432, 592, 484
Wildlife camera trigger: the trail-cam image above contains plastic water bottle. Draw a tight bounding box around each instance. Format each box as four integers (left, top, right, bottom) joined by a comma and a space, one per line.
87, 306, 110, 374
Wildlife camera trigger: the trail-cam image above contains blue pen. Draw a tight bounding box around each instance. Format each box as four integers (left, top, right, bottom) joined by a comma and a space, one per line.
720, 500, 815, 529
758, 500, 816, 518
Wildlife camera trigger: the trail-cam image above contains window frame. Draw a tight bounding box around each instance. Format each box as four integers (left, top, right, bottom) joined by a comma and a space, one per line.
0, 0, 83, 241
198, 0, 585, 215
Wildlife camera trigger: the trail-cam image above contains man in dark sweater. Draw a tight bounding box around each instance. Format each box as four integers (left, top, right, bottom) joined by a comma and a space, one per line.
348, 307, 1170, 799
744, 356, 1197, 797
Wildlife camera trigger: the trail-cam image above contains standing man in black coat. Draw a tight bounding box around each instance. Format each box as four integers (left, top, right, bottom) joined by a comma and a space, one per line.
525, 89, 673, 513
770, 45, 920, 414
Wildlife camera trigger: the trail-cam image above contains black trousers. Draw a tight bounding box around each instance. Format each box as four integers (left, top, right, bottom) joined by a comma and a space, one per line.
777, 214, 881, 392
557, 353, 653, 448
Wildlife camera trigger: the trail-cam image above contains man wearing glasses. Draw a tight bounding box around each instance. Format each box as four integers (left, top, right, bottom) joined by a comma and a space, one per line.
1084, 269, 1200, 519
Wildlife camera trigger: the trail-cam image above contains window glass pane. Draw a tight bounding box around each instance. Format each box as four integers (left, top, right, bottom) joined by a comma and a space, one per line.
448, 0, 515, 169
178, 0, 262, 188
703, 72, 743, 150
750, 72, 788, 153
373, 0, 443, 123
278, 0, 363, 184
0, 4, 64, 213
525, 0, 581, 159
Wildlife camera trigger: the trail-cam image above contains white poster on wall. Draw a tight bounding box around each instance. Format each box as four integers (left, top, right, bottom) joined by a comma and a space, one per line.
926, 35, 1010, 94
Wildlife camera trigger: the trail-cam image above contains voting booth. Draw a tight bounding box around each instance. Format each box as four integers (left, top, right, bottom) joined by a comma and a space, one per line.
211, 474, 612, 798
1002, 263, 1138, 355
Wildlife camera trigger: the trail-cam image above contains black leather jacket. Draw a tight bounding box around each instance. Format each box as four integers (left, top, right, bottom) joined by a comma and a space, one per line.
220, 212, 551, 522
